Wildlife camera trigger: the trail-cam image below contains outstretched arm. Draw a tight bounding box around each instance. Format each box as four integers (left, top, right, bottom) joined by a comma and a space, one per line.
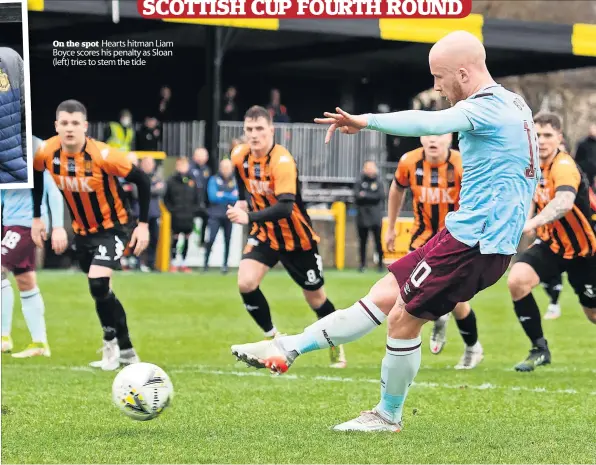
366, 107, 473, 137
315, 106, 472, 143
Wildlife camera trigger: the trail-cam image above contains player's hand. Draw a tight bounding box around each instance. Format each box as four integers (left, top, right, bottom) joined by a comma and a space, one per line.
51, 227, 68, 255
234, 200, 249, 212
314, 107, 369, 144
522, 219, 536, 235
31, 218, 47, 249
129, 222, 150, 256
385, 228, 396, 253
227, 205, 249, 225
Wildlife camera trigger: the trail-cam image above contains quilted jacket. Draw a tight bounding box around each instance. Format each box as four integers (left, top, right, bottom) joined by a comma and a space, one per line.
0, 47, 27, 184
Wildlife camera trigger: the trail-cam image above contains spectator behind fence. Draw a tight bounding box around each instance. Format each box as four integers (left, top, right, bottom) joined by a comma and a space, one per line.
105, 109, 134, 152
191, 147, 211, 246
203, 159, 238, 274
354, 160, 385, 273
158, 85, 172, 122
575, 123, 596, 189
140, 156, 165, 272
267, 88, 290, 123
164, 157, 202, 273
222, 86, 239, 121
136, 116, 161, 151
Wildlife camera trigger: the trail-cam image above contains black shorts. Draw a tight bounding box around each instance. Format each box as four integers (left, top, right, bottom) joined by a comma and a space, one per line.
74, 229, 130, 274
242, 238, 325, 291
517, 241, 596, 308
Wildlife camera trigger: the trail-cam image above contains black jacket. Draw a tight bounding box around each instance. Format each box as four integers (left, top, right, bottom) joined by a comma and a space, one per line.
164, 172, 202, 232
354, 174, 384, 228
575, 136, 596, 188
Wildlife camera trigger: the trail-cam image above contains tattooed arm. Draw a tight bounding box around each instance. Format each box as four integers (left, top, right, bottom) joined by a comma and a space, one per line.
523, 190, 576, 233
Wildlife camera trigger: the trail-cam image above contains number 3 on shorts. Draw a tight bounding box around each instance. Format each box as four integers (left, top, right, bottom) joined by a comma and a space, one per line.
410, 260, 431, 287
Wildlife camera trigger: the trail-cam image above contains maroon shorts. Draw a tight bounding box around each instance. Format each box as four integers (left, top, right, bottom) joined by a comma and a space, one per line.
388, 228, 511, 321
1, 226, 36, 275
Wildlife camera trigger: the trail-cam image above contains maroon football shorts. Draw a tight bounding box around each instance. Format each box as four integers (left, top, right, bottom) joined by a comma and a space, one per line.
388, 228, 511, 321
1, 226, 36, 275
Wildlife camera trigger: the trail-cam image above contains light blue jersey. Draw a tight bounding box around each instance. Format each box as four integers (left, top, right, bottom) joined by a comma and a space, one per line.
367, 84, 540, 255
446, 85, 540, 254
1, 137, 64, 230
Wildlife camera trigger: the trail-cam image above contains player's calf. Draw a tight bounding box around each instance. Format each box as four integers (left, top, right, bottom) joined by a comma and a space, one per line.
306, 292, 348, 369
88, 277, 122, 370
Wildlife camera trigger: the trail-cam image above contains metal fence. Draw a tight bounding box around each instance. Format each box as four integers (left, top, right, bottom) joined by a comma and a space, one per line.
217, 122, 386, 182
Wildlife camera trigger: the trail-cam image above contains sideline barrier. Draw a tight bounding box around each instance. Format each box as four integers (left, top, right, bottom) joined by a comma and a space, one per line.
306, 201, 346, 270
381, 216, 414, 264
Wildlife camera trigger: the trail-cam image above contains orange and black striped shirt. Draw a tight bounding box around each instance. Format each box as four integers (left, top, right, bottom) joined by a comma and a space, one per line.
33, 136, 133, 236
534, 150, 596, 259
232, 143, 319, 252
395, 148, 463, 250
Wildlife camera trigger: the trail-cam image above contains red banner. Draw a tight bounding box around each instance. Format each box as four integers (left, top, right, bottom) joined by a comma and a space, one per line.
139, 0, 472, 19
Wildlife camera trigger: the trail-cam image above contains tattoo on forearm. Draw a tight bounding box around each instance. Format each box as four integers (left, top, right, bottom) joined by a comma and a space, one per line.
534, 191, 575, 227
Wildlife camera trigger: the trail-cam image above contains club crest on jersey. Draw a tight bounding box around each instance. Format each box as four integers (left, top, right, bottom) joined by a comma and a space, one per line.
85, 160, 93, 176
0, 69, 10, 92
447, 169, 455, 183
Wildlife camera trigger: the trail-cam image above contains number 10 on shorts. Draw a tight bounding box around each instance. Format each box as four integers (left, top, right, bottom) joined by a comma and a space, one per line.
410, 260, 432, 287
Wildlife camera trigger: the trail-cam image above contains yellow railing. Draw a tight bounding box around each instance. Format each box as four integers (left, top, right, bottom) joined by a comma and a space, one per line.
155, 201, 172, 272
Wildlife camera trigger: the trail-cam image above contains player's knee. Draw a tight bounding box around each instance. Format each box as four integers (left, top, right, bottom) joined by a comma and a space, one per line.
386, 307, 422, 339
238, 275, 259, 294
15, 272, 35, 292
88, 277, 111, 301
305, 289, 327, 310
507, 269, 529, 295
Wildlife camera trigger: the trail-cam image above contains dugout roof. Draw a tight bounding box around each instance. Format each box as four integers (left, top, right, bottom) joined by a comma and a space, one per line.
26, 0, 596, 82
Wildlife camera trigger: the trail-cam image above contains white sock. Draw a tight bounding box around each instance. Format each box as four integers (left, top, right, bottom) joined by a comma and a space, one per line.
2, 279, 14, 337
375, 335, 422, 424
280, 297, 386, 355
20, 287, 48, 344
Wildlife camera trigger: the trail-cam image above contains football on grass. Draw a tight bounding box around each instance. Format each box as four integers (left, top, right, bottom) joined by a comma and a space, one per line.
112, 362, 174, 421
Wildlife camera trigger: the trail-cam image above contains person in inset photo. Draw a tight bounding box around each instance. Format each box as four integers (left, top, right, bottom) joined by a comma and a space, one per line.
0, 45, 27, 185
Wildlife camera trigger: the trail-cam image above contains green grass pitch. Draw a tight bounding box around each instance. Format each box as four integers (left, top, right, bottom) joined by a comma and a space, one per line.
2, 270, 595, 464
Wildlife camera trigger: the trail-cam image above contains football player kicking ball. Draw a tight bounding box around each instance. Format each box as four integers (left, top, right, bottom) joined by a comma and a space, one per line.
1, 136, 66, 357
386, 133, 483, 369
231, 30, 539, 432
32, 100, 151, 370
226, 105, 346, 369
509, 112, 596, 372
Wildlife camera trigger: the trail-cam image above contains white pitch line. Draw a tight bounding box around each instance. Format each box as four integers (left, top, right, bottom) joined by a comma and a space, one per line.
6, 364, 596, 396
182, 366, 596, 397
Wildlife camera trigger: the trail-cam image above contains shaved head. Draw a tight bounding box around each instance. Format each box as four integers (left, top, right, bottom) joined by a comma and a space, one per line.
430, 31, 486, 69
429, 31, 494, 106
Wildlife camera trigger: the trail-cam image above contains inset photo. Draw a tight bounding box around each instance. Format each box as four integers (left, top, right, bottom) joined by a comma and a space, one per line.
0, 0, 32, 188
